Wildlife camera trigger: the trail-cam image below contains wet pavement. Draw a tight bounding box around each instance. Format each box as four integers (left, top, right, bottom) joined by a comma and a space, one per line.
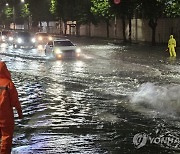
1, 37, 180, 154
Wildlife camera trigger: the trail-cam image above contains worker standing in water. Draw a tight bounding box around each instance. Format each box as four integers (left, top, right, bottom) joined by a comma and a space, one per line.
168, 35, 176, 57
0, 61, 23, 154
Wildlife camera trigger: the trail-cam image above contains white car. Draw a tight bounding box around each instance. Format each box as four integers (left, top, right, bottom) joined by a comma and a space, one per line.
45, 39, 81, 59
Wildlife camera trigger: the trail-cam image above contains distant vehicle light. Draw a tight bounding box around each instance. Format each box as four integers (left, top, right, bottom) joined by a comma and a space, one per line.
2, 36, 5, 40
49, 36, 53, 41
32, 38, 36, 43
17, 38, 23, 44
76, 53, 80, 57
9, 37, 13, 41
76, 48, 81, 53
38, 36, 43, 41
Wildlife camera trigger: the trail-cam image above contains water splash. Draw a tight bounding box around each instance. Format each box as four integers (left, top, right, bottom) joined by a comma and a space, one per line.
129, 82, 180, 115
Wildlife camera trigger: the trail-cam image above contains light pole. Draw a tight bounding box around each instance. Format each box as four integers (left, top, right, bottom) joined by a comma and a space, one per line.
13, 4, 15, 30
13, 0, 25, 30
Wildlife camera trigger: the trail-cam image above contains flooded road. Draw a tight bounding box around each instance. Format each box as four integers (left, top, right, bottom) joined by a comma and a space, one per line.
1, 38, 180, 154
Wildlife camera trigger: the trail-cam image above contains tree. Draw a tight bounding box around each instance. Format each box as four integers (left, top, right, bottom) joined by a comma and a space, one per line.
109, 0, 138, 42
50, 0, 96, 35
21, 3, 31, 29
50, 0, 79, 21
0, 2, 13, 28
2, 7, 13, 27
164, 0, 180, 17
21, 3, 30, 19
28, 0, 54, 31
139, 0, 166, 45
50, 0, 69, 34
0, 0, 31, 28
76, 0, 96, 25
91, 0, 114, 38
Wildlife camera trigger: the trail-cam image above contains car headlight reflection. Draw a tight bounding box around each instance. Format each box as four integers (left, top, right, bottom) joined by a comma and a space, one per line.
76, 48, 81, 53
37, 45, 43, 50
17, 38, 23, 44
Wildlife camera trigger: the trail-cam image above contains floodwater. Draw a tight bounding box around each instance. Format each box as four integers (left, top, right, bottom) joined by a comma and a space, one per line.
1, 38, 180, 154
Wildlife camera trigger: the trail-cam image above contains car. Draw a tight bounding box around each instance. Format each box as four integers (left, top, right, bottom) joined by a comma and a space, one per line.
0, 30, 13, 44
35, 32, 53, 50
13, 31, 35, 49
35, 32, 53, 44
45, 39, 81, 59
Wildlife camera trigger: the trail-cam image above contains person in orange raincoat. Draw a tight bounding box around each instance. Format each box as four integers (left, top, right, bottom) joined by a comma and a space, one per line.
168, 35, 176, 57
0, 61, 23, 154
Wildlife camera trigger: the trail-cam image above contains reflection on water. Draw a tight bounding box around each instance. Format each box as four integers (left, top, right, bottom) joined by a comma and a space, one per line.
167, 57, 176, 65
11, 73, 108, 154
13, 134, 103, 154
1, 40, 180, 153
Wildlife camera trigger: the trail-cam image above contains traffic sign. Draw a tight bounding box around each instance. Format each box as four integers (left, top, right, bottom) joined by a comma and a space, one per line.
114, 0, 121, 4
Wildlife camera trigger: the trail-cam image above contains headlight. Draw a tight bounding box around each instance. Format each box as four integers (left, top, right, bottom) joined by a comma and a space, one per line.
17, 38, 22, 43
9, 37, 13, 41
48, 36, 53, 41
32, 38, 36, 43
76, 48, 81, 53
54, 48, 62, 54
2, 36, 5, 40
38, 36, 43, 41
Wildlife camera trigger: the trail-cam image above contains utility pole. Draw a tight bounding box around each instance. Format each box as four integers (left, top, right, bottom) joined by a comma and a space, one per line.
114, 0, 121, 39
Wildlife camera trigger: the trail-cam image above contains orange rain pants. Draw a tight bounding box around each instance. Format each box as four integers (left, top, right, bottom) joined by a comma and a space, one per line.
0, 126, 14, 154
0, 61, 23, 154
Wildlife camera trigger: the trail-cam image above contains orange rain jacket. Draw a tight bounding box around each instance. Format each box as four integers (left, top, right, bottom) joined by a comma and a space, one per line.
0, 61, 23, 127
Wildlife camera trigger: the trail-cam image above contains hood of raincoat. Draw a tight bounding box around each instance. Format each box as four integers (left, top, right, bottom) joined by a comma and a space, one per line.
0, 61, 11, 80
170, 35, 173, 39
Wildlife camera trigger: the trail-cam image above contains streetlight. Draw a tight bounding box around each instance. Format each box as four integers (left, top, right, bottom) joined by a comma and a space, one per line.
0, 3, 9, 29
